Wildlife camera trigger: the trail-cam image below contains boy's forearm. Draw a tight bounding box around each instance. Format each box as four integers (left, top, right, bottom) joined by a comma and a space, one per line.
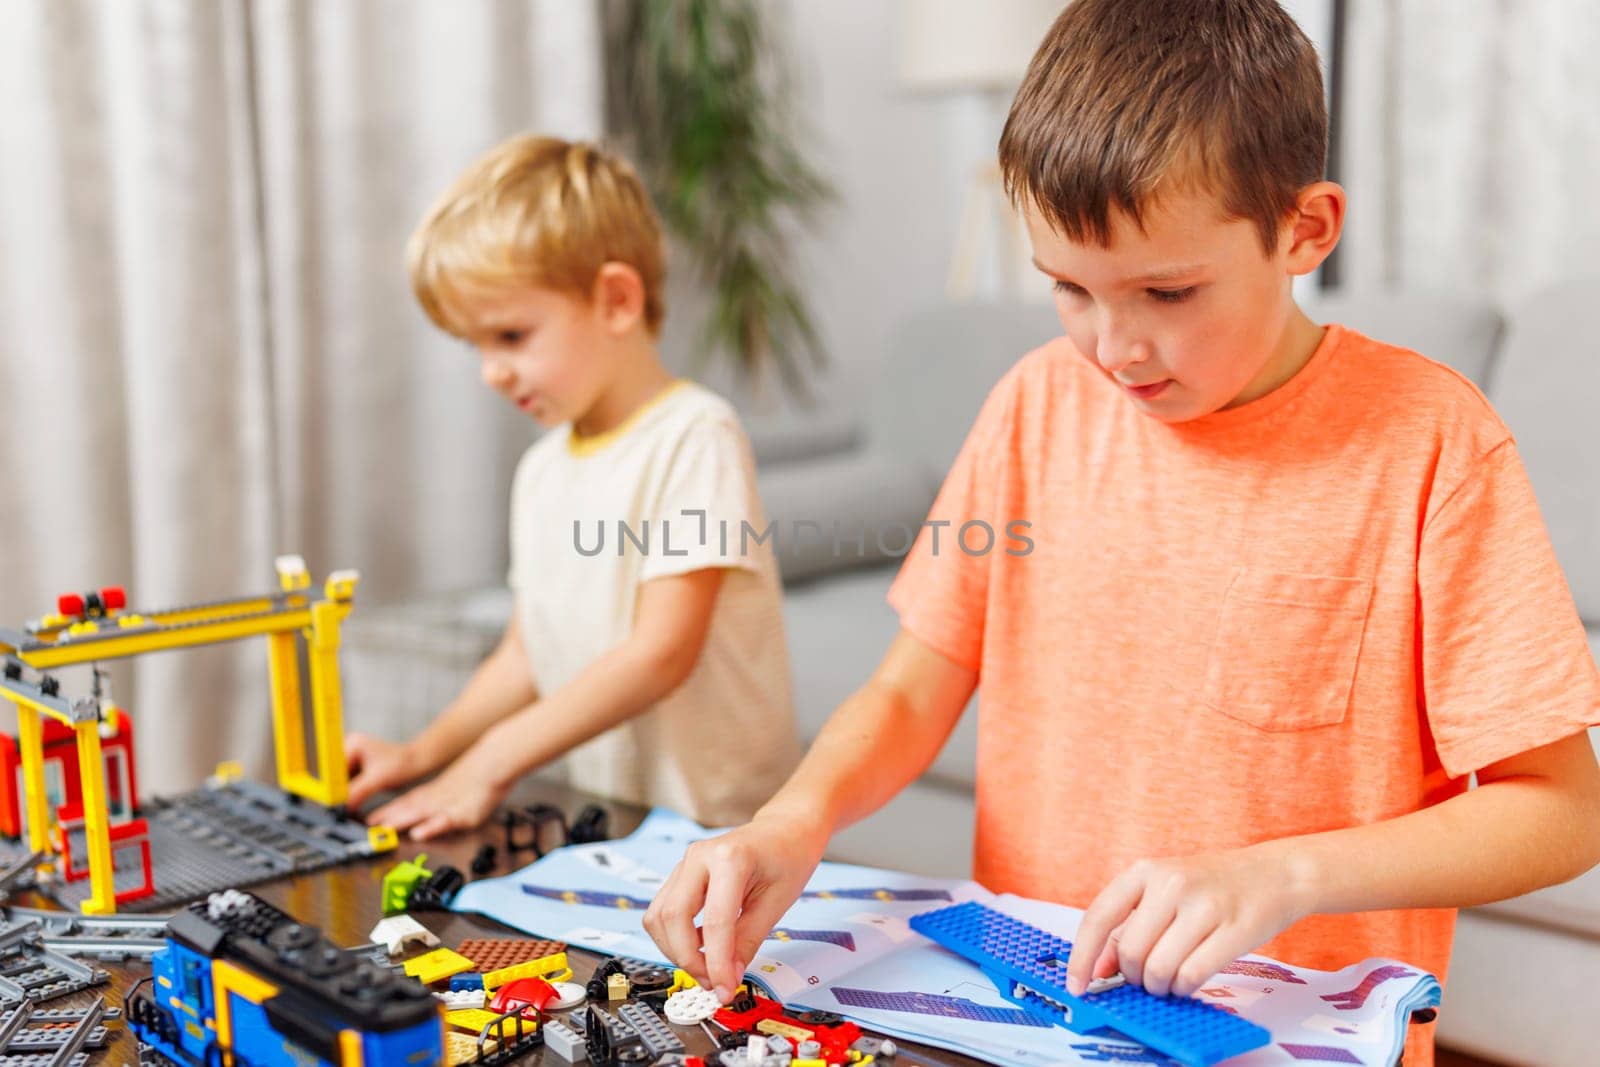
462, 634, 697, 787
1276, 756, 1600, 917
756, 678, 956, 839
411, 636, 539, 774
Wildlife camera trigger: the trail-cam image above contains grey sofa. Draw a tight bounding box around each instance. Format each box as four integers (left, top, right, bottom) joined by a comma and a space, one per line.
344, 285, 1599, 1066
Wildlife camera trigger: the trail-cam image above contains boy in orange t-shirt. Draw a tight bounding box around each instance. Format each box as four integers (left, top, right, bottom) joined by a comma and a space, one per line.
644, 2, 1600, 1061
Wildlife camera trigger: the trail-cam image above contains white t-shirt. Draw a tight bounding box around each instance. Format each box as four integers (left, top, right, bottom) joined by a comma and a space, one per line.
508, 381, 799, 824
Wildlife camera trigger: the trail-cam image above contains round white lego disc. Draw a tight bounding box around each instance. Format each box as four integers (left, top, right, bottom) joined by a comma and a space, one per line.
547, 981, 587, 1010
664, 986, 723, 1025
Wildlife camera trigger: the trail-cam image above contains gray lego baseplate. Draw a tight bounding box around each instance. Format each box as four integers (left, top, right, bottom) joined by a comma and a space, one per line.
0, 778, 386, 912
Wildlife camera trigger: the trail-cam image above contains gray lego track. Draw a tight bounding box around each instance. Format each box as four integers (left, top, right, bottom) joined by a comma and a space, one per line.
0, 922, 107, 1006
0, 1000, 111, 1059
0, 779, 386, 912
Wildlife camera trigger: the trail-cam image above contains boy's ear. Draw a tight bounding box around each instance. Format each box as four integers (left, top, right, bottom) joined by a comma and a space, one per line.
1283, 180, 1346, 276
592, 262, 648, 334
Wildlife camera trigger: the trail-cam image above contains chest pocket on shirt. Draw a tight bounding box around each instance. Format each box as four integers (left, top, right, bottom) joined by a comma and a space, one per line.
1202, 568, 1374, 731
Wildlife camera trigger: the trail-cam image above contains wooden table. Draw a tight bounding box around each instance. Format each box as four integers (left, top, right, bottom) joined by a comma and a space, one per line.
31, 779, 988, 1067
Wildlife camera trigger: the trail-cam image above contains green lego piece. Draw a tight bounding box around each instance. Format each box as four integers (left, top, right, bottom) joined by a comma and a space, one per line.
381, 853, 432, 915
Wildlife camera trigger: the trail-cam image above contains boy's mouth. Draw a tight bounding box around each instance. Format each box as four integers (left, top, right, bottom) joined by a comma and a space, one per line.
1121, 379, 1172, 400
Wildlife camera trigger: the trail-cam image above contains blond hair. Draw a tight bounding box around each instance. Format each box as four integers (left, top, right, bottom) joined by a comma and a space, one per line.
407, 135, 666, 334
999, 0, 1326, 254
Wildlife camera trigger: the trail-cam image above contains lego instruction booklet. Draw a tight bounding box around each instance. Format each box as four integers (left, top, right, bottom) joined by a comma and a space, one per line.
454, 809, 1440, 1067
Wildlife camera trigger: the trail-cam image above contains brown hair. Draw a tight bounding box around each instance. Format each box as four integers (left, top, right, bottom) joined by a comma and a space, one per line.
408, 135, 666, 335
998, 0, 1326, 254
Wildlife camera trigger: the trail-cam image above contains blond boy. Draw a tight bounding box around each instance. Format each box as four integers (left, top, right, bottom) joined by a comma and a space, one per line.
346, 136, 799, 836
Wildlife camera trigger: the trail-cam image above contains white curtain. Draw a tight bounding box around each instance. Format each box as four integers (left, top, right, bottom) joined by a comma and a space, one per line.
1339, 1, 1600, 302
0, 0, 601, 792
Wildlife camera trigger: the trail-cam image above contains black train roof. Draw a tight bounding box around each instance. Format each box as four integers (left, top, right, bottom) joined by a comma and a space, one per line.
168, 890, 438, 1033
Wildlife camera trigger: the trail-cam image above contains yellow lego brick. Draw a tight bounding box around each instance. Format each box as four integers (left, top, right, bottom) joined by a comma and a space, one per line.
481, 951, 572, 990
606, 972, 629, 1001
445, 1030, 497, 1066
325, 571, 360, 601
794, 1060, 826, 1067
211, 761, 245, 784
404, 947, 475, 985
756, 1019, 812, 1041
669, 968, 699, 993
444, 1008, 511, 1033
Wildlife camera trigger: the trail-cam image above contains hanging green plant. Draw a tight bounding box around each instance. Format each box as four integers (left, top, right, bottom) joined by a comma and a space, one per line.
605, 0, 835, 397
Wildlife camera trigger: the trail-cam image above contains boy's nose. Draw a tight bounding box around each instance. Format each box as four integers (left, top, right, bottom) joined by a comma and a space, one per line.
481, 358, 514, 389
1093, 333, 1152, 374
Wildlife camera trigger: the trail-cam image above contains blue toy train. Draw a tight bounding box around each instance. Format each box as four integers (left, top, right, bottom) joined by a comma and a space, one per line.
127, 889, 444, 1067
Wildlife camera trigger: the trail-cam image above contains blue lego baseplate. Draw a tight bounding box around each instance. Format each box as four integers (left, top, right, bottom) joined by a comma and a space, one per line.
908, 901, 1270, 1067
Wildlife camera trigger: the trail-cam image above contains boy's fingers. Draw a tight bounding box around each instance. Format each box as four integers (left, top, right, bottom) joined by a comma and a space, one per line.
644, 861, 710, 985
1068, 875, 1143, 995
731, 883, 799, 984
1138, 909, 1216, 998
700, 857, 755, 1000
1092, 937, 1121, 981
346, 773, 378, 811
1111, 893, 1177, 992
1168, 927, 1233, 999
370, 790, 425, 831
410, 813, 453, 842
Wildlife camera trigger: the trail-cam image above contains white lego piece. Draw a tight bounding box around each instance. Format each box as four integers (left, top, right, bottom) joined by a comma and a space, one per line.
434, 988, 486, 1010
368, 914, 441, 956
1087, 973, 1127, 995
664, 986, 722, 1025
548, 981, 587, 1010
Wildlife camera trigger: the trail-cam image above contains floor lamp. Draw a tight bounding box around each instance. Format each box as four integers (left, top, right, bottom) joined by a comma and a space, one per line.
900, 0, 1062, 301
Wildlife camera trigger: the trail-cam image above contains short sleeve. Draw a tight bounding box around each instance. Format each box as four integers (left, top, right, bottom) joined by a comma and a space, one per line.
1419, 439, 1600, 775
638, 415, 769, 582
886, 386, 1013, 674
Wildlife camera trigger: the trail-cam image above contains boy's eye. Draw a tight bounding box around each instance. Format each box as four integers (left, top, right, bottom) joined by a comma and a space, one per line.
495, 329, 526, 345
1148, 286, 1196, 304
1051, 279, 1087, 298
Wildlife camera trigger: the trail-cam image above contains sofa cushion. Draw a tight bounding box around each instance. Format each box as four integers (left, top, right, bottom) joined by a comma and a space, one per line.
1301, 289, 1504, 387
746, 410, 863, 469
781, 563, 979, 788
824, 776, 975, 879
1443, 909, 1600, 1064
869, 302, 1063, 489
757, 450, 938, 584
1487, 280, 1600, 622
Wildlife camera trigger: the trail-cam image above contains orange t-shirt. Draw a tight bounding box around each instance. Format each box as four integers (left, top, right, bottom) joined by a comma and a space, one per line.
888, 323, 1600, 1061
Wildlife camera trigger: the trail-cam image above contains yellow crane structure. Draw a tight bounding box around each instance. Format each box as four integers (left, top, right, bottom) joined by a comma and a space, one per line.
0, 555, 366, 914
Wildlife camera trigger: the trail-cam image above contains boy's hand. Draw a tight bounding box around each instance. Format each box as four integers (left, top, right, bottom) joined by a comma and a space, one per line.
366, 750, 512, 841
1067, 844, 1311, 999
643, 809, 830, 1002
345, 733, 425, 811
